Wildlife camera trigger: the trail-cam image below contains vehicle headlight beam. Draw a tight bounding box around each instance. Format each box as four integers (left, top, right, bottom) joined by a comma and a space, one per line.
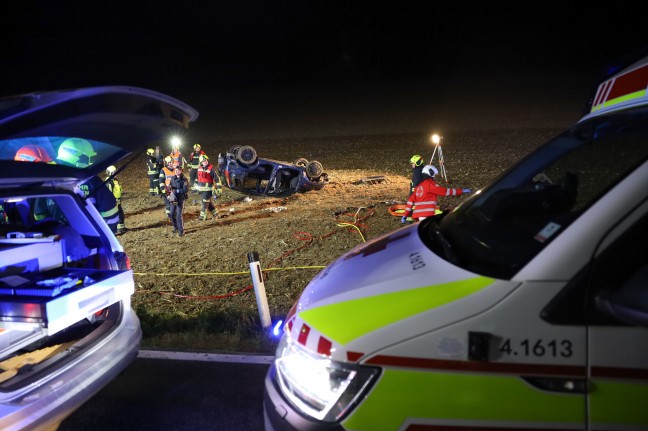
274, 333, 379, 422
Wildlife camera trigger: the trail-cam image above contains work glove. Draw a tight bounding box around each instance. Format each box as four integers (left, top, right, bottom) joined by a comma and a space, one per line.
401, 216, 407, 224
462, 188, 472, 194
214, 187, 223, 197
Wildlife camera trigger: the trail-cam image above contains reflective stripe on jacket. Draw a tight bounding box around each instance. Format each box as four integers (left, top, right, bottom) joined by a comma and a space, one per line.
159, 166, 174, 190
189, 150, 205, 169
196, 164, 222, 192
403, 178, 463, 219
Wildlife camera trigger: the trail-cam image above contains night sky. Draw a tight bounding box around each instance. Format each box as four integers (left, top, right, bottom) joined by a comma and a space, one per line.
2, 1, 647, 139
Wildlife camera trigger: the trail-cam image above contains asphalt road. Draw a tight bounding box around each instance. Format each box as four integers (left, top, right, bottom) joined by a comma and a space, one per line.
59, 357, 270, 431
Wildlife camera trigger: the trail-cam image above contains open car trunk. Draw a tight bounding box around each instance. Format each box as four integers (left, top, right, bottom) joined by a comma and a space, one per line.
0, 191, 132, 388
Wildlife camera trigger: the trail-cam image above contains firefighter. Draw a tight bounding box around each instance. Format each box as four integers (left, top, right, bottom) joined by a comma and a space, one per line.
78, 175, 120, 233
106, 165, 127, 234
169, 145, 186, 169
401, 164, 471, 223
409, 154, 425, 195
55, 138, 120, 232
146, 148, 160, 196
168, 166, 188, 236
187, 143, 206, 191
159, 156, 176, 221
195, 155, 222, 221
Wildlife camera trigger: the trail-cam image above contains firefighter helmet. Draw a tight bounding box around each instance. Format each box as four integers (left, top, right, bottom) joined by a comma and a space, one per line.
106, 165, 117, 177
14, 145, 53, 163
164, 156, 173, 166
200, 154, 209, 163
410, 155, 423, 167
57, 138, 96, 167
147, 148, 155, 156
193, 143, 201, 150
422, 164, 439, 177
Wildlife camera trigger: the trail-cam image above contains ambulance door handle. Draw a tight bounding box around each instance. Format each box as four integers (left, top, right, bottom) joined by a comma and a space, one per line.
521, 376, 589, 394
468, 331, 491, 362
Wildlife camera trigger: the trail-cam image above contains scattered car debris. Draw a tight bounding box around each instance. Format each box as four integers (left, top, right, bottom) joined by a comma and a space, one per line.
353, 176, 386, 185
262, 206, 287, 213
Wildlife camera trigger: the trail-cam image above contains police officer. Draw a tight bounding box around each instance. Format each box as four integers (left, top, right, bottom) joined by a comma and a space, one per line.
168, 166, 189, 237
106, 165, 127, 234
195, 155, 222, 220
159, 156, 176, 221
146, 148, 160, 196
187, 143, 206, 192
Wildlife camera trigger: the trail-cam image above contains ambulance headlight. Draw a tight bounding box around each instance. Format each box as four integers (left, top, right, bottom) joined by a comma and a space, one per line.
274, 333, 379, 422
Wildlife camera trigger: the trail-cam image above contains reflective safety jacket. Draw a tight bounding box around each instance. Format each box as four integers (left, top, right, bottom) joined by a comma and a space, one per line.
196, 163, 222, 192
189, 150, 205, 169
159, 166, 175, 193
106, 177, 122, 200
146, 155, 159, 175
403, 177, 463, 219
79, 175, 119, 223
169, 150, 184, 168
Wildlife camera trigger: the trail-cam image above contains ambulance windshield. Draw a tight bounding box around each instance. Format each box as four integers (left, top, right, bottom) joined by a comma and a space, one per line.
427, 106, 648, 279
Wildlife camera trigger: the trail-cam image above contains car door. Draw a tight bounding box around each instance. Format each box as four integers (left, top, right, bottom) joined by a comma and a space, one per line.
586, 198, 648, 430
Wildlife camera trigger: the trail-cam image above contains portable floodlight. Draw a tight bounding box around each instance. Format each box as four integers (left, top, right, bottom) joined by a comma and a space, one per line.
429, 133, 448, 181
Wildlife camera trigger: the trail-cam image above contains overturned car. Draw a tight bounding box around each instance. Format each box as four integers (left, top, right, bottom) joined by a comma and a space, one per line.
218, 145, 328, 196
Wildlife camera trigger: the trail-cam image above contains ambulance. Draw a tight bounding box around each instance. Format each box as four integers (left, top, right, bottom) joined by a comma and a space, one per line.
263, 54, 648, 430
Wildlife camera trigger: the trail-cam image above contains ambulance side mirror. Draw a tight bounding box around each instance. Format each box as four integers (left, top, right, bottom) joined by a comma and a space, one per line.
595, 265, 648, 328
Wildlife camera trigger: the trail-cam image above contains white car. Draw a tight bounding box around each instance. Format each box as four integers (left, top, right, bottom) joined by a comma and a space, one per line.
264, 55, 648, 430
0, 86, 198, 430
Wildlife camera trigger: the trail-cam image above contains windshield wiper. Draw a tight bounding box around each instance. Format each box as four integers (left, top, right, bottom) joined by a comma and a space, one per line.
428, 219, 459, 265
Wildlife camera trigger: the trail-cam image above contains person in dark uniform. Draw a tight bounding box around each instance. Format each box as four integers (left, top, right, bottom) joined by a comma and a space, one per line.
168, 166, 189, 237
409, 155, 425, 195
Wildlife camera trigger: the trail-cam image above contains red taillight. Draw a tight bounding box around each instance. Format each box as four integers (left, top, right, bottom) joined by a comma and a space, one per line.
114, 251, 131, 270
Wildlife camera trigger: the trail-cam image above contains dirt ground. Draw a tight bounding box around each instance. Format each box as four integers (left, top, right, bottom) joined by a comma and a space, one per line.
115, 129, 562, 352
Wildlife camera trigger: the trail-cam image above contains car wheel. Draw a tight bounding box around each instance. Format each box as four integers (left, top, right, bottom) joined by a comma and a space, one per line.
236, 145, 257, 165
228, 145, 241, 156
294, 158, 308, 168
306, 161, 323, 180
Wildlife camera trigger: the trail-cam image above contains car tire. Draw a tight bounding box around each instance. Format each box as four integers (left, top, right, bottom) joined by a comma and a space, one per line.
305, 161, 323, 180
228, 145, 241, 156
294, 158, 308, 168
236, 145, 257, 165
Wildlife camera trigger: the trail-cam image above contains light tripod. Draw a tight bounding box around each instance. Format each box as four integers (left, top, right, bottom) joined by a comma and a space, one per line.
429, 134, 448, 181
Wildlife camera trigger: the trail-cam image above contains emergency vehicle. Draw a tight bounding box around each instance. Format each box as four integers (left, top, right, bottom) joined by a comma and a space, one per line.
263, 55, 648, 430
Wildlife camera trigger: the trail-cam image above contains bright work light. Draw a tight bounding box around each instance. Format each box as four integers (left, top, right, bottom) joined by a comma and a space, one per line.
170, 136, 182, 147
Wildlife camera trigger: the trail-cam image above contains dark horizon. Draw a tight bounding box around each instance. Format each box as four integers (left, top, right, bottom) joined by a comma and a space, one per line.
2, 2, 646, 97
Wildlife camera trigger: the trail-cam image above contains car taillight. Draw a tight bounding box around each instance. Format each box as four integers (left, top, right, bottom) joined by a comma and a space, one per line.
114, 251, 131, 270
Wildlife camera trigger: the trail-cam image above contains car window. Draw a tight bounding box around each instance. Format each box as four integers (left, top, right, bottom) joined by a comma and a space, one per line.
429, 107, 648, 279
588, 201, 648, 325
1, 136, 123, 169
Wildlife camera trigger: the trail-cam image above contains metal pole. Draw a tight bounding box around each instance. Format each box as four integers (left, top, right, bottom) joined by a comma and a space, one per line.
247, 252, 271, 329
